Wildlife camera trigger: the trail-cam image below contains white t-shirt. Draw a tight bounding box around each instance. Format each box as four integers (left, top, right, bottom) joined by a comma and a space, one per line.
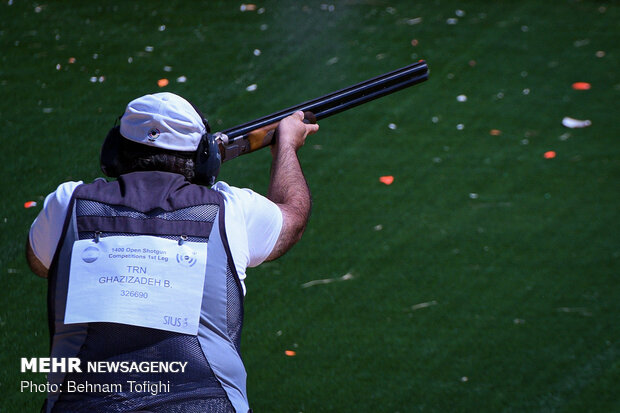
28, 180, 283, 295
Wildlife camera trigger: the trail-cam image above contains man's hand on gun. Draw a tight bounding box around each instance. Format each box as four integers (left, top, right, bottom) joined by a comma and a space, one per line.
273, 111, 320, 155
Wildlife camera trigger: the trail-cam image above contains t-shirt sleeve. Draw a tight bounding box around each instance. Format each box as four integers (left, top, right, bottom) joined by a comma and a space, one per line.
243, 189, 283, 267
213, 182, 283, 268
28, 181, 82, 268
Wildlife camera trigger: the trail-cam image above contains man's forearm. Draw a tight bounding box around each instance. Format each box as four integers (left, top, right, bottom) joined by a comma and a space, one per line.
268, 145, 311, 230
266, 145, 311, 259
265, 111, 317, 261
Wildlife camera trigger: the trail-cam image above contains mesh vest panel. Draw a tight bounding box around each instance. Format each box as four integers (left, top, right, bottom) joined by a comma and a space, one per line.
51, 193, 241, 413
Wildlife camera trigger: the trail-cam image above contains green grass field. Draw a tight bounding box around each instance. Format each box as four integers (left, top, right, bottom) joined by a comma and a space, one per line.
1, 1, 618, 411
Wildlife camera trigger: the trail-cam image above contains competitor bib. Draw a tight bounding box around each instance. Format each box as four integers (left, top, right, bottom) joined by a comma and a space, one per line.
65, 235, 207, 335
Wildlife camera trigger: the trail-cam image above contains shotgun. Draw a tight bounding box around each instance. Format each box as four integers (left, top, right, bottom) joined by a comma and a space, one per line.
213, 60, 429, 163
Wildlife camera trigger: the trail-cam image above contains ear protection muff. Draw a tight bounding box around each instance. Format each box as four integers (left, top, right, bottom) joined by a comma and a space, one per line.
190, 103, 221, 186
194, 132, 221, 186
100, 124, 123, 178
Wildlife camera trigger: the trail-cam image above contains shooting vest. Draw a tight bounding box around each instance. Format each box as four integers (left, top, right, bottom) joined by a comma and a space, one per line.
45, 171, 249, 413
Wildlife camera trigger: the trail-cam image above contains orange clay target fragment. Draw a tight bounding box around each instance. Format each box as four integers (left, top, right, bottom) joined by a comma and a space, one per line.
572, 82, 591, 90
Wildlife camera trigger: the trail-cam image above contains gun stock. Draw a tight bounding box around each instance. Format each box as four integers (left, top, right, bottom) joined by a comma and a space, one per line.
215, 60, 429, 162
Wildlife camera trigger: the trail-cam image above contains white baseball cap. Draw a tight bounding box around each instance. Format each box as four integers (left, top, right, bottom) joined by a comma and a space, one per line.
120, 92, 206, 151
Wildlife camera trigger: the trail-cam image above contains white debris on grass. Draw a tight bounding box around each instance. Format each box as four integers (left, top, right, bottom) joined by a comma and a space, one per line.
562, 117, 591, 128
574, 39, 590, 47
409, 300, 438, 311
557, 307, 592, 316
301, 273, 354, 288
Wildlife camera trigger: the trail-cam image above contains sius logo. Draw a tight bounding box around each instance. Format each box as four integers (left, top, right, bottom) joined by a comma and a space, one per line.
81, 246, 100, 263
147, 128, 160, 142
176, 253, 197, 267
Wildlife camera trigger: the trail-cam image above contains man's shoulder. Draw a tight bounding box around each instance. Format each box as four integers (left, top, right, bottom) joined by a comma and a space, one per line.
50, 180, 84, 202
211, 181, 252, 200
211, 181, 280, 217
41, 179, 87, 219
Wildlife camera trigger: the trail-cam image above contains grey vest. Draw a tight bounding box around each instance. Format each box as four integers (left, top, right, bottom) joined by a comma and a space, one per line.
45, 171, 249, 413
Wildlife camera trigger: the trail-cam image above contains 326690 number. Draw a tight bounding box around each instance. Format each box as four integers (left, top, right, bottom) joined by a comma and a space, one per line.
120, 290, 148, 299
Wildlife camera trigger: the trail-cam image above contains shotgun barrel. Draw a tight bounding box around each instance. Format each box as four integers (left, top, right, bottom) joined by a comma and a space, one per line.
216, 60, 429, 162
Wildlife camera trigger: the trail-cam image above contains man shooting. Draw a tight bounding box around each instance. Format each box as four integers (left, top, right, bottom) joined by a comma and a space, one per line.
26, 92, 318, 412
